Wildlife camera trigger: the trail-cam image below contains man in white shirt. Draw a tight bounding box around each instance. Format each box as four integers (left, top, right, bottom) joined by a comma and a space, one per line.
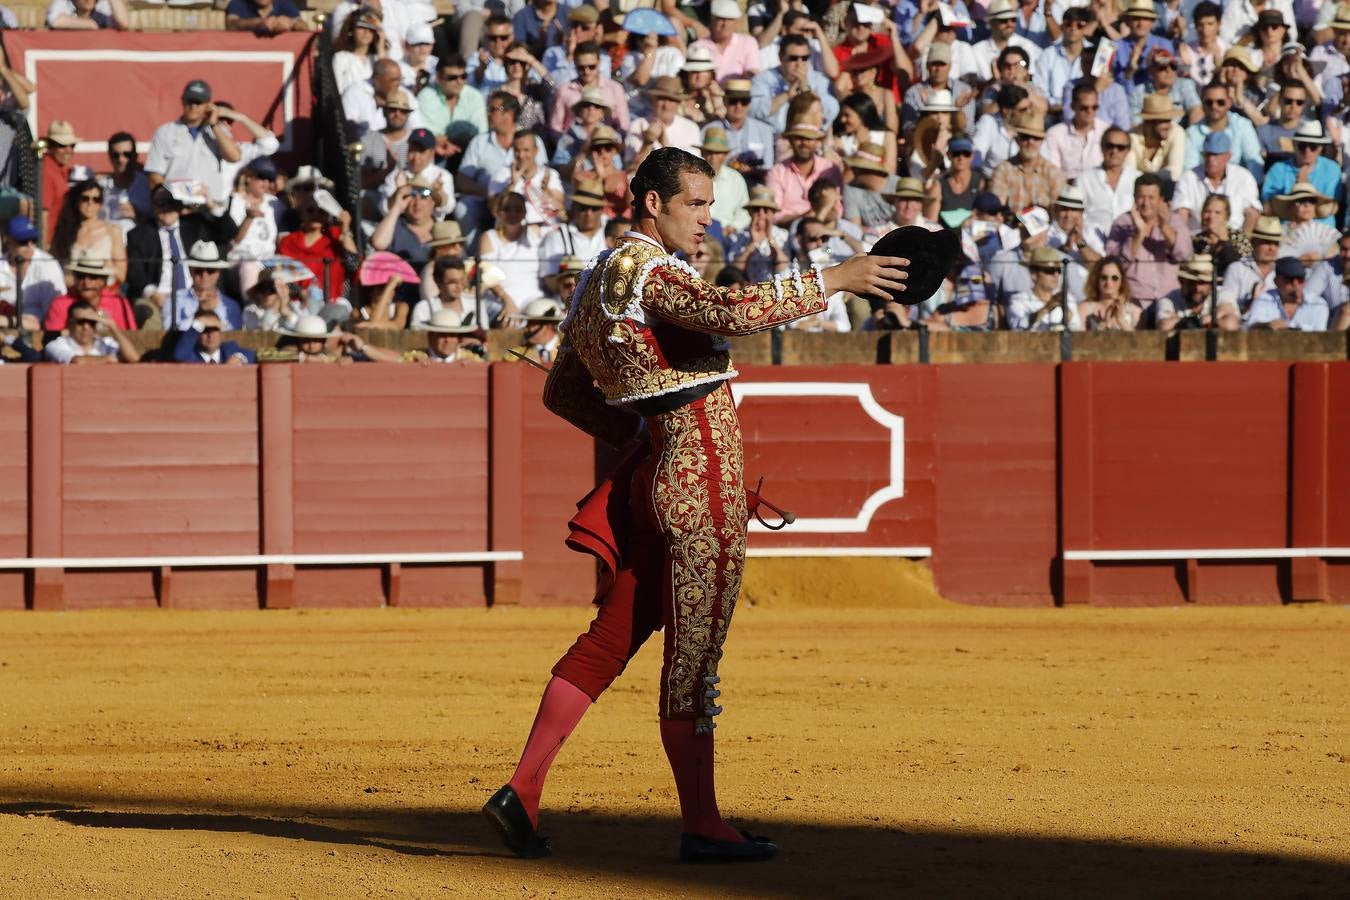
625, 76, 700, 166
1172, 131, 1260, 232
379, 128, 455, 219
145, 79, 242, 205
0, 216, 64, 328
1041, 82, 1110, 181
43, 300, 139, 365
1078, 126, 1140, 245
538, 179, 607, 276
1219, 216, 1282, 311
971, 0, 1042, 82
343, 58, 424, 138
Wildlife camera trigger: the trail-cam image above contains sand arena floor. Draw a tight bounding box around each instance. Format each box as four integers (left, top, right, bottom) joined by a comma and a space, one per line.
0, 604, 1347, 898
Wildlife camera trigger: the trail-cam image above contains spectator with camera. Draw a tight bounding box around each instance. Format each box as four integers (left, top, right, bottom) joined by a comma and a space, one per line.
1154, 254, 1240, 331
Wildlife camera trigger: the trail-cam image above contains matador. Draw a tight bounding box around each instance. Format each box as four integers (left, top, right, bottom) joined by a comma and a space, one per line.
483, 148, 907, 864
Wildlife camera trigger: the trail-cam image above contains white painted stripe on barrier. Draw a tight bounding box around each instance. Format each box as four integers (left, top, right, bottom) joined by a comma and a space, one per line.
1064, 548, 1350, 561
0, 551, 524, 570
746, 546, 932, 558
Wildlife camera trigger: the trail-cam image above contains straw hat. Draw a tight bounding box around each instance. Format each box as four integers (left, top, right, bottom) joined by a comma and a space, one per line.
882, 177, 926, 202
186, 240, 229, 270
921, 89, 958, 113
572, 85, 610, 112
682, 45, 715, 73
1221, 46, 1261, 73
1026, 246, 1063, 270
1178, 254, 1214, 283
1121, 0, 1158, 19
645, 76, 686, 101
1054, 184, 1085, 210
588, 124, 620, 148
571, 178, 606, 208
1139, 93, 1182, 121
427, 220, 465, 248
555, 256, 587, 276
724, 78, 752, 99
289, 165, 334, 190
68, 251, 111, 279
1291, 120, 1332, 145
698, 126, 730, 153
986, 0, 1016, 19
1251, 215, 1283, 242
1011, 112, 1045, 138
1333, 7, 1350, 30
1271, 182, 1337, 221
522, 298, 565, 322
783, 119, 825, 140
744, 186, 778, 210
425, 308, 478, 334
384, 90, 413, 112
46, 120, 80, 147
280, 314, 330, 339
845, 141, 888, 174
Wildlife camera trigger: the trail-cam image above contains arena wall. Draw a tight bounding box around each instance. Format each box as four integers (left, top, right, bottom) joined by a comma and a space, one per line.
1, 360, 1348, 610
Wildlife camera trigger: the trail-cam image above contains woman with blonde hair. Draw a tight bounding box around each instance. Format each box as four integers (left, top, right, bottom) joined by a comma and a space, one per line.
1081, 256, 1140, 331
332, 7, 386, 95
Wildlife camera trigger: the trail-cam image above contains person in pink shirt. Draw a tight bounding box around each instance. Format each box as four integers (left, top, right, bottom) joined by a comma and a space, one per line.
765, 120, 843, 225
547, 41, 630, 138
44, 255, 137, 331
690, 0, 762, 81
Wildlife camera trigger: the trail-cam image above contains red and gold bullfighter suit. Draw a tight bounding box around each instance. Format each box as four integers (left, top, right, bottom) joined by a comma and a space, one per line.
483, 230, 828, 862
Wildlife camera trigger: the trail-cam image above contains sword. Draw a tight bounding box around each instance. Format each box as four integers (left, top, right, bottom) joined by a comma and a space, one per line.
506, 348, 550, 372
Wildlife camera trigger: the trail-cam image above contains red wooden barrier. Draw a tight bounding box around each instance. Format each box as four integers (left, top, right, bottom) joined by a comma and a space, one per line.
1, 361, 1347, 610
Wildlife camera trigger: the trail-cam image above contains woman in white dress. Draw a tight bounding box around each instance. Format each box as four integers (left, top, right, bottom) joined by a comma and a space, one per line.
476, 191, 540, 320
332, 7, 386, 96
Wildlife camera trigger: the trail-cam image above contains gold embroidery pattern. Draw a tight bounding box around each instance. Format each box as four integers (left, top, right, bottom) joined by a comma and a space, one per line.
642, 264, 827, 337
648, 384, 746, 726
542, 347, 643, 449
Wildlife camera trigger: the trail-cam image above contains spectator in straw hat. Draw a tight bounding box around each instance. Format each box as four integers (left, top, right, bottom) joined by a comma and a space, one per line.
415, 219, 467, 304
360, 89, 415, 191
971, 0, 1041, 83
625, 76, 700, 166
409, 308, 485, 363
539, 179, 607, 276
540, 255, 585, 308
698, 127, 748, 235
1113, 0, 1172, 87
989, 112, 1066, 213
765, 118, 842, 225
1173, 132, 1260, 233
844, 140, 898, 232
904, 40, 966, 136
679, 46, 725, 126
1219, 214, 1283, 310
1129, 47, 1202, 125
882, 177, 934, 230
510, 297, 564, 364
44, 300, 139, 365
1046, 184, 1100, 301
548, 40, 630, 137
1273, 182, 1341, 263
1155, 254, 1239, 331
907, 88, 964, 180
1129, 93, 1187, 181
551, 86, 612, 171
44, 252, 136, 331
703, 79, 774, 175
1259, 121, 1339, 222
690, 0, 761, 81
167, 240, 241, 331
1007, 246, 1078, 331
729, 186, 788, 281
567, 125, 627, 216
1244, 256, 1329, 331
41, 120, 80, 240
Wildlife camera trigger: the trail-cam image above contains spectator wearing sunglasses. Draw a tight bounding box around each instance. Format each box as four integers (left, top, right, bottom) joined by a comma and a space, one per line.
548, 40, 629, 139
701, 79, 774, 174
50, 178, 127, 285
1183, 82, 1263, 176
44, 300, 139, 365
417, 55, 488, 150
0, 216, 64, 329
751, 35, 840, 134
1032, 6, 1095, 115
1256, 83, 1312, 165
172, 309, 256, 364
378, 127, 455, 220
467, 14, 518, 94
98, 132, 151, 234
1043, 83, 1111, 182
1129, 48, 1202, 125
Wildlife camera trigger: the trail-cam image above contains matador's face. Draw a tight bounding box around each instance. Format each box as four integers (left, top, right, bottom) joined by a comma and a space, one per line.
652, 172, 713, 258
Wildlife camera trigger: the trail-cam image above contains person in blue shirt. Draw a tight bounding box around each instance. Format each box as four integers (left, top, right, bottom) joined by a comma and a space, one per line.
1260, 121, 1342, 227
1112, 0, 1175, 87
749, 35, 839, 133
1243, 257, 1330, 331
224, 0, 306, 35
167, 241, 242, 331
1184, 81, 1263, 176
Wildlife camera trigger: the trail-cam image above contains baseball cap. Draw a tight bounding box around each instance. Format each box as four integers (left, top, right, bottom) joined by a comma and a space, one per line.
972, 192, 1003, 214
182, 79, 212, 103
246, 156, 278, 180
949, 135, 974, 154
1275, 257, 1306, 280
1201, 131, 1231, 154
407, 127, 436, 149
710, 0, 740, 19
6, 216, 38, 242
406, 22, 434, 45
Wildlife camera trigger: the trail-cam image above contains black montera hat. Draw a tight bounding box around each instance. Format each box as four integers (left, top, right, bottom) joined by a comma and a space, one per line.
867, 226, 963, 306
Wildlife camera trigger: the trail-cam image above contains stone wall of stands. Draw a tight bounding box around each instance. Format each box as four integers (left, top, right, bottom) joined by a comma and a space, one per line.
0, 359, 1347, 610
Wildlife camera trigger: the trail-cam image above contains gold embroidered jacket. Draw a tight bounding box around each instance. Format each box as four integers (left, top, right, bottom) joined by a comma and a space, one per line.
542, 237, 828, 446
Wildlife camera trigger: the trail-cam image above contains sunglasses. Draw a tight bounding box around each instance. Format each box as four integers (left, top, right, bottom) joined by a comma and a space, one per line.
576, 63, 598, 71
409, 187, 433, 198
441, 72, 466, 81
1103, 142, 1130, 151
110, 150, 135, 159
201, 326, 222, 334
1283, 274, 1306, 283
79, 194, 102, 204
950, 149, 973, 157
1099, 273, 1122, 282
488, 33, 512, 42
1284, 97, 1307, 105
1203, 98, 1229, 107
785, 55, 810, 62
72, 318, 99, 326
727, 97, 749, 105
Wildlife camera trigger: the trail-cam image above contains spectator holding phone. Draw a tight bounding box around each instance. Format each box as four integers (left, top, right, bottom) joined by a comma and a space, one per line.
145, 80, 243, 205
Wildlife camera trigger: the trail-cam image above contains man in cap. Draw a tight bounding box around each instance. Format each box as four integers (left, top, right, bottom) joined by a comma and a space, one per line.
44, 300, 139, 365
380, 127, 456, 220
1042, 83, 1110, 182
409, 308, 485, 363
1244, 256, 1329, 330
145, 80, 243, 204
0, 216, 64, 329
972, 0, 1041, 83
1183, 81, 1263, 174
172, 309, 256, 364
702, 79, 774, 174
1259, 121, 1340, 223
697, 127, 748, 235
1113, 0, 1174, 87
45, 253, 136, 331
509, 298, 564, 363
225, 0, 306, 34
691, 0, 761, 80
1130, 47, 1202, 124
1154, 254, 1239, 331
1219, 215, 1283, 311
548, 40, 630, 137
344, 59, 424, 139
166, 240, 241, 331
1173, 131, 1260, 233
418, 56, 488, 152
765, 119, 842, 225
729, 186, 789, 280
539, 179, 607, 276
750, 34, 839, 132
541, 5, 609, 82
1105, 171, 1193, 306
626, 76, 701, 166
990, 113, 1066, 211
483, 146, 906, 864
961, 191, 1021, 266
843, 141, 897, 234
551, 86, 612, 171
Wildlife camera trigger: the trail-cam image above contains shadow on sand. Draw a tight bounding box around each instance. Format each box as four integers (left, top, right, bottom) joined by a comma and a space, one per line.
1, 795, 1345, 898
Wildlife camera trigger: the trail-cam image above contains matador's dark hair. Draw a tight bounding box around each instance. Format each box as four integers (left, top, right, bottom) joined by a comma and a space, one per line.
630, 148, 714, 221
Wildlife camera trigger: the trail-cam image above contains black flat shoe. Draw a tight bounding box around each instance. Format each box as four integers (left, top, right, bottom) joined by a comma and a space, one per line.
679, 830, 779, 863
482, 785, 551, 859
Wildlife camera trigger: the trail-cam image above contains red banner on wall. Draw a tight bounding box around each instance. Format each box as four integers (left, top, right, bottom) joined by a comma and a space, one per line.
0, 31, 316, 171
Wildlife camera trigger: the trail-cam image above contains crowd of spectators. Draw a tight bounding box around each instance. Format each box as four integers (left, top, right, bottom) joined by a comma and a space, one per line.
5, 0, 1350, 368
